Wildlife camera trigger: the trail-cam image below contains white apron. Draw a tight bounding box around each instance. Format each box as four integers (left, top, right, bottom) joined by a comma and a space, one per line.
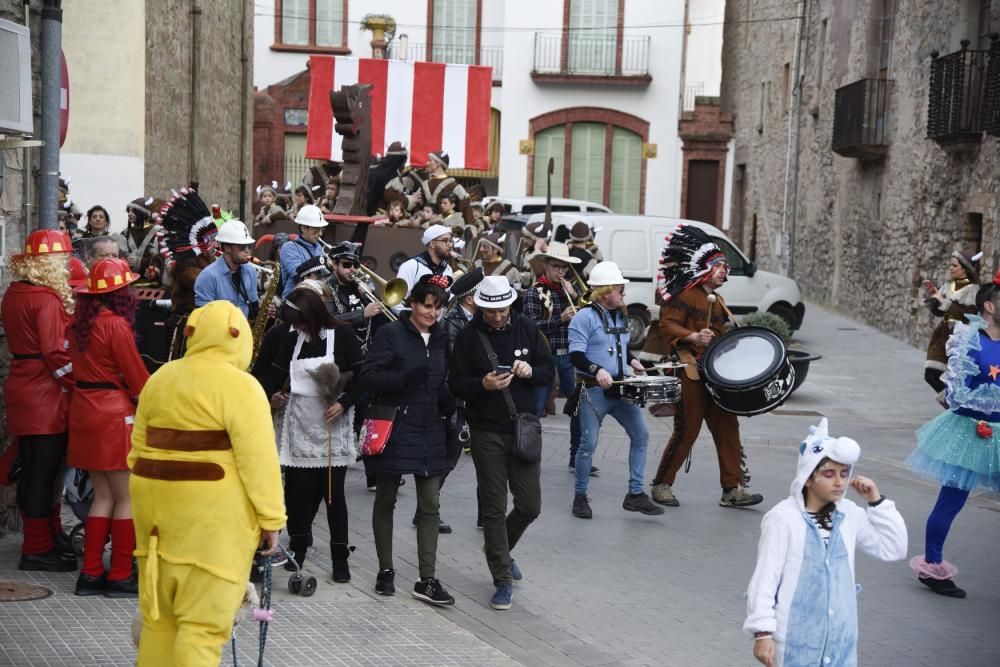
277, 329, 356, 468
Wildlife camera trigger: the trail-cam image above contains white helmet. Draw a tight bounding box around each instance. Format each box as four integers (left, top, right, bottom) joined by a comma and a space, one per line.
588, 261, 629, 286
294, 204, 328, 228
215, 220, 254, 245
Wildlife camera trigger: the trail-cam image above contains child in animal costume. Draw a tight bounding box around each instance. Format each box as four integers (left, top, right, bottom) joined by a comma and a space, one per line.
907, 271, 1000, 598
744, 419, 907, 667
129, 300, 285, 666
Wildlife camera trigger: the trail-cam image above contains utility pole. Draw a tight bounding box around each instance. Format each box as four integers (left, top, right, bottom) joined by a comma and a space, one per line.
38, 0, 63, 230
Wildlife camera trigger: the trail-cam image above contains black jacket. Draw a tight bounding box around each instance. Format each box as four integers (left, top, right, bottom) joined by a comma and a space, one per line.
358, 312, 455, 476
448, 311, 554, 434
442, 304, 474, 357
259, 324, 363, 408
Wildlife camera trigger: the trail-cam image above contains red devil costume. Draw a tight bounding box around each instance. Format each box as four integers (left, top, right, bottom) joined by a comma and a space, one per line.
1, 229, 77, 571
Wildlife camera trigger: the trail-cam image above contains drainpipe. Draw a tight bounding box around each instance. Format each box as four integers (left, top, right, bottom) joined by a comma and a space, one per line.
189, 1, 202, 185
238, 0, 249, 220
21, 0, 32, 237
38, 0, 63, 230
779, 0, 806, 276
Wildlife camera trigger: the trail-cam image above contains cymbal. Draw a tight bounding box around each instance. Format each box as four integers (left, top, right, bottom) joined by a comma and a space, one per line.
653, 361, 688, 370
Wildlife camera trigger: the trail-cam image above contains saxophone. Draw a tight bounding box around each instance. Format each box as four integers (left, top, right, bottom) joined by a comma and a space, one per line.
249, 260, 280, 369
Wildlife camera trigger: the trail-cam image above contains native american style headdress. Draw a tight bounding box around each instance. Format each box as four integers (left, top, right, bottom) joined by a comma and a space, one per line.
656, 224, 728, 301
156, 187, 230, 270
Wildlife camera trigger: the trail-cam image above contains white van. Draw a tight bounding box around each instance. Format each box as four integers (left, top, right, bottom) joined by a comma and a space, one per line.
546, 213, 805, 348
483, 196, 612, 215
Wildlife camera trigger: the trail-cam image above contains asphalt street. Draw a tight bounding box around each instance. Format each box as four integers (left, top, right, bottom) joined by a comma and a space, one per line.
0, 302, 997, 666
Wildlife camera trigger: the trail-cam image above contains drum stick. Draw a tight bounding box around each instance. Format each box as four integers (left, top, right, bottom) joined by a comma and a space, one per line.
706, 293, 717, 331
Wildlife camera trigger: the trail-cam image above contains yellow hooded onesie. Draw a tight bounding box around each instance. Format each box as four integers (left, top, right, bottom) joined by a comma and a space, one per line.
129, 301, 285, 666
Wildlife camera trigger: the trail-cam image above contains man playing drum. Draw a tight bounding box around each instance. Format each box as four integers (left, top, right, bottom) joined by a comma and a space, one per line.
649, 225, 763, 509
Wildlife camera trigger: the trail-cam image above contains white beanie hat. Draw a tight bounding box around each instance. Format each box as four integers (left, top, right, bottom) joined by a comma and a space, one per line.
421, 224, 452, 246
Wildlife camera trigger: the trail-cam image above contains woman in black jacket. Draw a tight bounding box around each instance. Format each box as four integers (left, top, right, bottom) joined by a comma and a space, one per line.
359, 274, 457, 606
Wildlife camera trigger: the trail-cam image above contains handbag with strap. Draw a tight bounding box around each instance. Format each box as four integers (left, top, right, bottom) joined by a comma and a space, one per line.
360, 404, 397, 456
476, 330, 543, 464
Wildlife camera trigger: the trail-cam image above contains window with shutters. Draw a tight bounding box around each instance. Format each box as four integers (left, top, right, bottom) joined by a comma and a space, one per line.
568, 0, 619, 75
274, 0, 349, 52
528, 108, 648, 213
430, 0, 479, 65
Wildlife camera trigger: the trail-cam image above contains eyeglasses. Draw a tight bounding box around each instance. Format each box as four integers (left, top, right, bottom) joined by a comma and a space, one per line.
549, 263, 569, 271
233, 244, 253, 251
435, 238, 455, 246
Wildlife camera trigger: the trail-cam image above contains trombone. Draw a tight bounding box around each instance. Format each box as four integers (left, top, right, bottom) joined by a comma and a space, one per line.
568, 264, 592, 308
354, 264, 407, 322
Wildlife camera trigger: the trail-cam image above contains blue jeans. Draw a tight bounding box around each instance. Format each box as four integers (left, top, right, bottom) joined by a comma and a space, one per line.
533, 354, 580, 453
575, 386, 649, 495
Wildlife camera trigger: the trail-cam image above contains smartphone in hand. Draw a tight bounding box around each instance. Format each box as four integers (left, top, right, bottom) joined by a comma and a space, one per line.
496, 364, 513, 376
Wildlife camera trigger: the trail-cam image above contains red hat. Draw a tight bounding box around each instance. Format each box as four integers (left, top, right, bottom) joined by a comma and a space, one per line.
75, 258, 139, 294
68, 256, 89, 288
16, 229, 73, 258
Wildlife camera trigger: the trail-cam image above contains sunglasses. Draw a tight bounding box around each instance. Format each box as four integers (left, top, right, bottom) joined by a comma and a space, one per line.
339, 261, 359, 269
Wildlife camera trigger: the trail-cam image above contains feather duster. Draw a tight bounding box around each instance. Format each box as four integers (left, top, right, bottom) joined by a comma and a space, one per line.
308, 363, 353, 408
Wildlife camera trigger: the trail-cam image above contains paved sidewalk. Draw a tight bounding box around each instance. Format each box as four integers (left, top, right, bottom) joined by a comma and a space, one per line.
0, 302, 998, 666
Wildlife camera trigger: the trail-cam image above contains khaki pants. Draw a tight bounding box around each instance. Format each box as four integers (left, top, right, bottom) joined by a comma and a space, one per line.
652, 374, 745, 489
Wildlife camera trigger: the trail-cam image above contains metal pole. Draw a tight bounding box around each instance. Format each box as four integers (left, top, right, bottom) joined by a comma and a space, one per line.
238, 0, 249, 221
38, 0, 63, 231
189, 1, 202, 185
779, 0, 806, 276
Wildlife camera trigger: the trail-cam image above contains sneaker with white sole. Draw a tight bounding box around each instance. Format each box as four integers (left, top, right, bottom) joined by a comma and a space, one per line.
719, 486, 764, 508
490, 582, 513, 610
412, 577, 455, 606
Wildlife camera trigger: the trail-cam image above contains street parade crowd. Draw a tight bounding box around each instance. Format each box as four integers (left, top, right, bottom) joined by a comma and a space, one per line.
1, 144, 997, 666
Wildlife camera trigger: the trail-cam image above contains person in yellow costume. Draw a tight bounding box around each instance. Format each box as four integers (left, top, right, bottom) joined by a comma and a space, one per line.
128, 300, 286, 666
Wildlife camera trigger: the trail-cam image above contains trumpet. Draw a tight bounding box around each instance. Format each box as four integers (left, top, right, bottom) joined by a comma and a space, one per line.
354, 264, 407, 322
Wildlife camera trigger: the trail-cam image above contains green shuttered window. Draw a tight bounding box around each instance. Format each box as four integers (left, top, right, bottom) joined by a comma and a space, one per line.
610, 127, 641, 213
533, 126, 565, 198
570, 123, 606, 203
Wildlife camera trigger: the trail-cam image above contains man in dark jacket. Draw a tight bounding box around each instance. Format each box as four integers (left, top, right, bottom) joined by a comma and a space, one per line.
448, 276, 554, 611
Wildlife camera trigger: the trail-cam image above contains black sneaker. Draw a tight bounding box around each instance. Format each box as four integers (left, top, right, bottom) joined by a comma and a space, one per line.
412, 577, 455, 606
105, 572, 139, 598
74, 571, 107, 596
623, 492, 665, 516
568, 462, 600, 476
572, 494, 592, 519
18, 549, 77, 572
919, 576, 967, 598
375, 568, 395, 596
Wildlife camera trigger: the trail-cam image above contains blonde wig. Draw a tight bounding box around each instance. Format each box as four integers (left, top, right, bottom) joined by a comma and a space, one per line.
9, 253, 74, 314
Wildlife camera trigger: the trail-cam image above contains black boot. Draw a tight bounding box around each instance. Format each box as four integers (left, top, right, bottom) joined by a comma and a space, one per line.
331, 543, 355, 583
19, 549, 77, 572
285, 535, 309, 572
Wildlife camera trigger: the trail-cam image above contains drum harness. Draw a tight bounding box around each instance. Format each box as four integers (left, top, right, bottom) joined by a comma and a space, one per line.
574, 304, 629, 418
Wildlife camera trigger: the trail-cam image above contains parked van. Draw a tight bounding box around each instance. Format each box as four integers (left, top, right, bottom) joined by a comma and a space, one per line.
546, 213, 805, 348
483, 196, 612, 215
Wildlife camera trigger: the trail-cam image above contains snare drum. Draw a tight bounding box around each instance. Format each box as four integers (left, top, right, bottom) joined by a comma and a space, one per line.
620, 376, 682, 407
698, 326, 795, 416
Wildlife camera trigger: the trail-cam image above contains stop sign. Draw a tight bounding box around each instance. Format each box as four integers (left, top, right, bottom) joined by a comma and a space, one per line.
59, 50, 69, 147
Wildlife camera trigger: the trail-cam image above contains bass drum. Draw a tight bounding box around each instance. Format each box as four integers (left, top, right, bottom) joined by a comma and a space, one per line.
698, 326, 795, 416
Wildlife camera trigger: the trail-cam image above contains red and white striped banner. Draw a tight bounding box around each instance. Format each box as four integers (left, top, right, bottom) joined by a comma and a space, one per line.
306, 56, 493, 171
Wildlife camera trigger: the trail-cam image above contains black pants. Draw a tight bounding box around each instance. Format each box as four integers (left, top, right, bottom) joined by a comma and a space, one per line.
925, 368, 946, 394
283, 466, 348, 546
16, 433, 67, 518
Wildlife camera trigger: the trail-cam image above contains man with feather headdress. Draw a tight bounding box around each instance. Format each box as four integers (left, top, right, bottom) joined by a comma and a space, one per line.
648, 225, 763, 509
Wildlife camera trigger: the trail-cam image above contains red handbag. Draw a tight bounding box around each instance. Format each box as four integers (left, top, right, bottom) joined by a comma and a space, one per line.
360, 405, 397, 456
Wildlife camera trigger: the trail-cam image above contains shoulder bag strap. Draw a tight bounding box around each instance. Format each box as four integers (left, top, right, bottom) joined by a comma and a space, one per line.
476, 329, 518, 420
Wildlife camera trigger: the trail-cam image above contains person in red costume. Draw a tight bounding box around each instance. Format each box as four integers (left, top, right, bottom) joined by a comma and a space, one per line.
67, 258, 150, 597
1, 229, 77, 571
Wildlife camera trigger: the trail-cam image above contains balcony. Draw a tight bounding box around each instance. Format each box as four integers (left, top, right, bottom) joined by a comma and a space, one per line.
927, 40, 988, 149
983, 34, 1000, 136
387, 42, 503, 82
531, 32, 651, 86
832, 78, 892, 160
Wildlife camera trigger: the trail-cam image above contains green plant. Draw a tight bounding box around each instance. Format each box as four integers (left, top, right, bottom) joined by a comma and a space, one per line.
740, 311, 792, 344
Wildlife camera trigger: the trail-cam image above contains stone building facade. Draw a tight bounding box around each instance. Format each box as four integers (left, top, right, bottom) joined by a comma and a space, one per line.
721, 0, 1000, 347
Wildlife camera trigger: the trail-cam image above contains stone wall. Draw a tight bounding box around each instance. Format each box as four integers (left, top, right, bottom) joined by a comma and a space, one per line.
144, 0, 253, 217
721, 0, 1000, 349
0, 1, 43, 536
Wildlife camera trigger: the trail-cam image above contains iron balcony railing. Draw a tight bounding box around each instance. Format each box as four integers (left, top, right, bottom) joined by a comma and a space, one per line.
927, 40, 988, 145
832, 78, 892, 159
386, 42, 503, 81
982, 34, 1000, 136
532, 32, 650, 78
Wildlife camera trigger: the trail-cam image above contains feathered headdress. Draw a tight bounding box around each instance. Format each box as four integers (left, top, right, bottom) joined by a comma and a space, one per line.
656, 224, 727, 301
156, 187, 228, 269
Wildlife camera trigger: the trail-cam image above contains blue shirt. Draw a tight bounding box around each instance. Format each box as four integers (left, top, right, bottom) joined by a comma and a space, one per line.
193, 257, 259, 318
568, 304, 631, 379
280, 238, 324, 297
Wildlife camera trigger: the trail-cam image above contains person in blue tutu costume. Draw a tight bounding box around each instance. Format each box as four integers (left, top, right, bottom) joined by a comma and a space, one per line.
907, 268, 1000, 598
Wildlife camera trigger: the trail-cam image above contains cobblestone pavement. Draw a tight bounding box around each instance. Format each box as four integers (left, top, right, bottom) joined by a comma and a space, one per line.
1, 303, 998, 666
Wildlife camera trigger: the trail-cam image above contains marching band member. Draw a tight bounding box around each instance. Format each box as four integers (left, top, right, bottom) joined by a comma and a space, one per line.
279, 204, 328, 298
395, 224, 455, 306
474, 231, 521, 289
326, 242, 386, 348
568, 261, 663, 519
649, 225, 763, 509
67, 258, 149, 597
193, 220, 259, 320
2, 230, 77, 572
522, 243, 589, 473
